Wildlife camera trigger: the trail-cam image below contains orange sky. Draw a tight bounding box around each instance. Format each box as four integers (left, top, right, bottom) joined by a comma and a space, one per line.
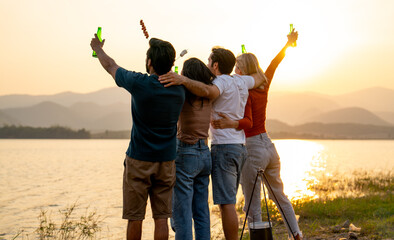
1, 0, 393, 95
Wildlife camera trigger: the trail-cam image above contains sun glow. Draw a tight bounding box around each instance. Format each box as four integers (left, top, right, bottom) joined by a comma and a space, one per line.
246, 0, 363, 92
273, 139, 326, 201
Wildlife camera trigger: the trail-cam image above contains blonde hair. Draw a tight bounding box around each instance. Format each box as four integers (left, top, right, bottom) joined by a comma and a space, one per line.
236, 53, 268, 88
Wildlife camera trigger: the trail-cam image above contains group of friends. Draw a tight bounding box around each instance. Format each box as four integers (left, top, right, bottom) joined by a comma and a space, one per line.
90, 28, 301, 240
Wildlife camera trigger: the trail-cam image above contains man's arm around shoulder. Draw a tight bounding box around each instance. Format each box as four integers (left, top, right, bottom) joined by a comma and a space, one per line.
250, 72, 268, 89
159, 72, 220, 100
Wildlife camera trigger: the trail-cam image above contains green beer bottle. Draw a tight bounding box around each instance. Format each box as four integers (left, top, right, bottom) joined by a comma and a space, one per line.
92, 27, 102, 57
241, 44, 246, 53
174, 66, 178, 74
290, 24, 297, 47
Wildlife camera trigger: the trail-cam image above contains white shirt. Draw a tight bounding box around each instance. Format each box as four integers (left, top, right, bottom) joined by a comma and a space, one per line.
210, 74, 255, 144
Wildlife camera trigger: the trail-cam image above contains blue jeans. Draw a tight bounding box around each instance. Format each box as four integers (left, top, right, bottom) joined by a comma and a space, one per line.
211, 144, 247, 204
172, 139, 211, 240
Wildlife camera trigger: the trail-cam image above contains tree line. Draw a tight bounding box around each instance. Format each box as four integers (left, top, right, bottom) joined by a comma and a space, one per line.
0, 125, 90, 139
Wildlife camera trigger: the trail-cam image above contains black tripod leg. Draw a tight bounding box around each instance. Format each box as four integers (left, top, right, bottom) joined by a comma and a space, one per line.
260, 170, 297, 240
261, 175, 274, 238
240, 171, 259, 240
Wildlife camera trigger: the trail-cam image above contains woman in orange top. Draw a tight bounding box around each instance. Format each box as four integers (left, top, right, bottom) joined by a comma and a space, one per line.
211, 30, 302, 240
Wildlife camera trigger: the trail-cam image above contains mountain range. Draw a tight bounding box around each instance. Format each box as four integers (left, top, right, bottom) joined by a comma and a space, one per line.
266, 87, 394, 125
0, 86, 393, 132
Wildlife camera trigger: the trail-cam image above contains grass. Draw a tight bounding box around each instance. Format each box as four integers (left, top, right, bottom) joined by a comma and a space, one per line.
236, 171, 393, 240
294, 194, 393, 239
11, 203, 103, 240
9, 171, 393, 239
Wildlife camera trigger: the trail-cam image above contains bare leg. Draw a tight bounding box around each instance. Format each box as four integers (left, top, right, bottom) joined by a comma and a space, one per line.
220, 204, 238, 240
154, 218, 169, 240
127, 220, 142, 240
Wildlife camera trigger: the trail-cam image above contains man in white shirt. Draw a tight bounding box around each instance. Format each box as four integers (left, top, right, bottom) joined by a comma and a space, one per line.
159, 47, 266, 240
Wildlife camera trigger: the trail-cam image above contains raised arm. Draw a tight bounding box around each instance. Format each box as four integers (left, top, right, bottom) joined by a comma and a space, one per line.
90, 34, 119, 79
158, 72, 220, 100
265, 29, 298, 86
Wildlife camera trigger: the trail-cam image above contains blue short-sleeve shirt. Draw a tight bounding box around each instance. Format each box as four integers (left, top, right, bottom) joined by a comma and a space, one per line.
115, 67, 185, 162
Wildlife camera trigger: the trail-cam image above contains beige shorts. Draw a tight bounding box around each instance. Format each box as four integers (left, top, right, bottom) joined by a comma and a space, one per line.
122, 155, 175, 220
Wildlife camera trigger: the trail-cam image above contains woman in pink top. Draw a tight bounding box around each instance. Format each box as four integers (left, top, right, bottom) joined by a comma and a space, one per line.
211, 30, 302, 239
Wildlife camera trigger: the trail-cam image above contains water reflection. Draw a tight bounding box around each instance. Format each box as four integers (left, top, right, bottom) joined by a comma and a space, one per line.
273, 139, 394, 201
1, 139, 393, 239
273, 140, 326, 200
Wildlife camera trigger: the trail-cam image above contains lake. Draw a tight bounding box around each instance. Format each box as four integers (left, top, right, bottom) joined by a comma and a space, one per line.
0, 139, 393, 239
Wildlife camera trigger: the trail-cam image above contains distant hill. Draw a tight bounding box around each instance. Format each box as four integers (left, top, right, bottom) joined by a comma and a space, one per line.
90, 111, 131, 131
2, 119, 393, 139
2, 101, 87, 128
2, 101, 132, 131
267, 92, 340, 124
306, 107, 392, 126
333, 87, 394, 112
0, 87, 130, 108
2, 86, 393, 112
289, 122, 394, 139
374, 111, 394, 125
69, 102, 129, 121
267, 87, 394, 124
266, 119, 292, 132
1, 86, 393, 129
0, 110, 20, 125
266, 120, 394, 139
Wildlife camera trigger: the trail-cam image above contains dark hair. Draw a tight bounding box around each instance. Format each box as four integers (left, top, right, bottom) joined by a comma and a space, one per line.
182, 58, 215, 85
210, 47, 236, 74
146, 38, 176, 75
182, 57, 216, 107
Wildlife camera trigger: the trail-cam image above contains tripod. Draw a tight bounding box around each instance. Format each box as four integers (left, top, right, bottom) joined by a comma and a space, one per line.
240, 169, 296, 240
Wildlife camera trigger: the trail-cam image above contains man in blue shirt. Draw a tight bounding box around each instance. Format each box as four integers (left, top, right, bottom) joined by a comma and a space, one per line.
91, 35, 185, 240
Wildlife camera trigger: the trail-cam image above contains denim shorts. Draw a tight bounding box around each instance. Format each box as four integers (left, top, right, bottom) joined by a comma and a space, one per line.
211, 144, 247, 205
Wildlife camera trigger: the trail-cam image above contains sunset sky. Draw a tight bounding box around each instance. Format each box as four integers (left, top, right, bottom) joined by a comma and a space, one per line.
1, 0, 393, 96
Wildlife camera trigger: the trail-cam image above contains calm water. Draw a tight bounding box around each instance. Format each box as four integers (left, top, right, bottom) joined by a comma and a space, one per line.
0, 139, 393, 239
